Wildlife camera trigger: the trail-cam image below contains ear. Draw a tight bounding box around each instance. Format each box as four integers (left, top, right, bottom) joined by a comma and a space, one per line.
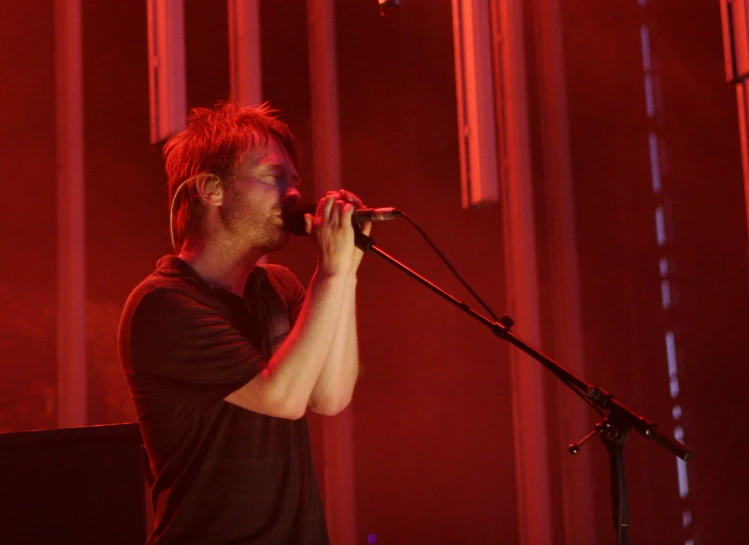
195, 174, 223, 207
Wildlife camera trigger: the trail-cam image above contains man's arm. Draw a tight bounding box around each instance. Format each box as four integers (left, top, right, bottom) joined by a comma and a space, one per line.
307, 189, 369, 416
226, 193, 357, 419
225, 270, 347, 419
307, 274, 360, 415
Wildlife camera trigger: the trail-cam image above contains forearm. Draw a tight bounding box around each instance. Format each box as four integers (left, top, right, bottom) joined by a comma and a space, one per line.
308, 274, 360, 415
226, 270, 346, 418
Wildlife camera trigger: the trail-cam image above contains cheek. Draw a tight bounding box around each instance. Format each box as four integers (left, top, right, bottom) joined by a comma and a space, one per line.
224, 183, 281, 218
232, 192, 277, 222
220, 189, 251, 223
225, 186, 253, 209
257, 186, 284, 209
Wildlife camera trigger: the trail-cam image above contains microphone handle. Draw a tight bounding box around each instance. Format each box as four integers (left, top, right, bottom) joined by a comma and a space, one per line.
353, 207, 401, 223
282, 203, 400, 236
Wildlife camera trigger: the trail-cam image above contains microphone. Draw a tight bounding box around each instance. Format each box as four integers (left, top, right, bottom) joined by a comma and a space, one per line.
282, 201, 401, 236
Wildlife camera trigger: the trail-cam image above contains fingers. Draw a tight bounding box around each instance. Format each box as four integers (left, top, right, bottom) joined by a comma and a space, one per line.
321, 193, 336, 223
338, 190, 370, 237
309, 191, 357, 277
330, 200, 354, 229
341, 202, 354, 226
317, 191, 355, 229
339, 189, 363, 209
310, 189, 367, 235
323, 189, 365, 210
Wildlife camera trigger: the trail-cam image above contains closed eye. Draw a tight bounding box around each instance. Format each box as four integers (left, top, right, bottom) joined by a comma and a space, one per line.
256, 162, 300, 189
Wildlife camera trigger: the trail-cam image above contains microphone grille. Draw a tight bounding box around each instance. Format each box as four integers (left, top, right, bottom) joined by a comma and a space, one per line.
281, 201, 316, 236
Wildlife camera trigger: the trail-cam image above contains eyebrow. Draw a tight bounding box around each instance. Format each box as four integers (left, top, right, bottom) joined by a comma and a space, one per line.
260, 162, 286, 173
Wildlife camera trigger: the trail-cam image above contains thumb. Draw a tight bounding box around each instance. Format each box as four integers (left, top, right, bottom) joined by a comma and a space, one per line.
359, 221, 372, 236
304, 213, 313, 235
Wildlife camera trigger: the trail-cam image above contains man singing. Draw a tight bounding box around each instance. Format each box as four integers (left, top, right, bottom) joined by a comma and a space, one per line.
118, 101, 366, 544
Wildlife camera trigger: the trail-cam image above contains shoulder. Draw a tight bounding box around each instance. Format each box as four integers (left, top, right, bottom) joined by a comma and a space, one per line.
119, 260, 216, 340
122, 275, 202, 321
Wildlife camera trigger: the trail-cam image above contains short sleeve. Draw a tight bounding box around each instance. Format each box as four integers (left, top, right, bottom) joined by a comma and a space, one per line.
263, 264, 306, 325
125, 288, 266, 408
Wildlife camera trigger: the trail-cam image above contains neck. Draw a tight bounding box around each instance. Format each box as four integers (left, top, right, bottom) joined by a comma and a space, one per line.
179, 237, 265, 296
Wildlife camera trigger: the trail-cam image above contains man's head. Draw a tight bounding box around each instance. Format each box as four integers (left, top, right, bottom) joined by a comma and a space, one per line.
164, 101, 300, 252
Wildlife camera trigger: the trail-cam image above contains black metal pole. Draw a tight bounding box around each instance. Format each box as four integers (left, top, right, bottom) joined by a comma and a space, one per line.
599, 419, 632, 545
355, 233, 694, 544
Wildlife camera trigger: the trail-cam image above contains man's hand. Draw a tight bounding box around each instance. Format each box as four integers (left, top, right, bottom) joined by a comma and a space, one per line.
304, 191, 356, 278
304, 189, 371, 278
338, 189, 371, 276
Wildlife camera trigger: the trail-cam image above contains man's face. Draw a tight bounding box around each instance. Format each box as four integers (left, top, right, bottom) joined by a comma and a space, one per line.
219, 135, 301, 253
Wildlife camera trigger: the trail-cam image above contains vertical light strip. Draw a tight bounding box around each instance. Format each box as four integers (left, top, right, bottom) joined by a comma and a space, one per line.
306, 2, 356, 544
228, 0, 262, 106
641, 26, 657, 120
649, 133, 662, 193
529, 0, 597, 541
677, 458, 690, 498
660, 280, 672, 309
665, 331, 680, 398
720, 0, 749, 246
720, 0, 749, 82
308, 0, 342, 196
659, 257, 669, 276
147, 0, 186, 144
55, 0, 87, 428
644, 75, 656, 119
641, 25, 652, 70
639, 9, 694, 542
655, 206, 667, 246
452, 0, 499, 208
734, 80, 749, 246
494, 0, 553, 542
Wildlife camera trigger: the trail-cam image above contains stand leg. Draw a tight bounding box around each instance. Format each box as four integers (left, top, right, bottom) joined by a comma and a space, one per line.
600, 420, 632, 545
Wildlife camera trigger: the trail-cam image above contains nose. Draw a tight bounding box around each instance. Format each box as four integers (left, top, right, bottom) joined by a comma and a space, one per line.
283, 187, 301, 206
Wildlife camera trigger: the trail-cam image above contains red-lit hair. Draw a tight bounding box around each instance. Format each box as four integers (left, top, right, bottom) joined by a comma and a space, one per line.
163, 101, 299, 251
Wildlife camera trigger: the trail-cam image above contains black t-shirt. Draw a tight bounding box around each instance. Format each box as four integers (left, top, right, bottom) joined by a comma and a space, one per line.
118, 256, 328, 545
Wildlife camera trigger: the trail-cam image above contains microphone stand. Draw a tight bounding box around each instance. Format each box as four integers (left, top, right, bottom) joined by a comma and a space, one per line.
355, 232, 694, 545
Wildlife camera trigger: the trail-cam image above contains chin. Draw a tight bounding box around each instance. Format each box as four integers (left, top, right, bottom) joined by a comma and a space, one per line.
263, 231, 289, 254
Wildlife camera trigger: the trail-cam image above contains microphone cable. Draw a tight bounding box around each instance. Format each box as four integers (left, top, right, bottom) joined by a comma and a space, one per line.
398, 212, 500, 322
397, 211, 603, 415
